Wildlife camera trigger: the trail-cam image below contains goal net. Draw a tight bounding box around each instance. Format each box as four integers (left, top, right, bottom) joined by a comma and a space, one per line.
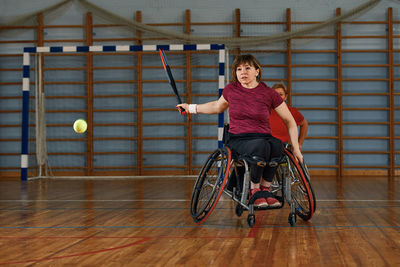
21, 44, 226, 180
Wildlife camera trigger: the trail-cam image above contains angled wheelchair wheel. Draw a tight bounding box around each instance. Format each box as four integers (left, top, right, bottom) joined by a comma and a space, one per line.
299, 159, 317, 212
190, 147, 231, 223
284, 148, 316, 221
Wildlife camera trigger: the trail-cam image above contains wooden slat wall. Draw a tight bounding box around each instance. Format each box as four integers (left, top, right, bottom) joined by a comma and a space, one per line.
336, 8, 344, 177
0, 8, 398, 179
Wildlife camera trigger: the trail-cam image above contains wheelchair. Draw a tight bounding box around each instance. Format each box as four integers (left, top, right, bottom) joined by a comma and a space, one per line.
190, 141, 316, 227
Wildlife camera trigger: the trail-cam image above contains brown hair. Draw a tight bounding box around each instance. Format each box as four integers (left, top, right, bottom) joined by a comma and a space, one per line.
231, 54, 262, 83
272, 82, 288, 95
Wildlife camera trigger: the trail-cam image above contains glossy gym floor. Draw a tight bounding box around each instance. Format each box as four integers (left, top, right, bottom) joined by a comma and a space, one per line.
0, 176, 399, 266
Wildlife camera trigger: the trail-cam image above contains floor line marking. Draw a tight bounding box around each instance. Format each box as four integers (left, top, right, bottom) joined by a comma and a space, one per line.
0, 237, 151, 266
0, 225, 399, 229
1, 199, 399, 202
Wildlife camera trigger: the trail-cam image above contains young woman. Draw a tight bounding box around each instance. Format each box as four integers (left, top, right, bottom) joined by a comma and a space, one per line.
270, 83, 308, 150
178, 55, 302, 208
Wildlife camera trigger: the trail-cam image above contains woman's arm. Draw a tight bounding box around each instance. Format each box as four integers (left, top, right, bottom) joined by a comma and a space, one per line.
177, 95, 229, 115
298, 118, 308, 150
274, 102, 303, 163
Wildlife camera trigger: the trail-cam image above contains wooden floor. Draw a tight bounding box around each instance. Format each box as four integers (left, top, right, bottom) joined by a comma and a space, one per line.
0, 176, 399, 266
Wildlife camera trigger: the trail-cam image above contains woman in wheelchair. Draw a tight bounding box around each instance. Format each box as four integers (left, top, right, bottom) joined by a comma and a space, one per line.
177, 54, 303, 208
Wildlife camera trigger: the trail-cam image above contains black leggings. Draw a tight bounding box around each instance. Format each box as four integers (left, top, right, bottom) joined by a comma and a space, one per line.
227, 133, 283, 184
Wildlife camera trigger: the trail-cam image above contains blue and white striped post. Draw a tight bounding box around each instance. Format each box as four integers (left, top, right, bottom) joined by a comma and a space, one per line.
217, 49, 225, 148
21, 52, 31, 180
20, 44, 226, 180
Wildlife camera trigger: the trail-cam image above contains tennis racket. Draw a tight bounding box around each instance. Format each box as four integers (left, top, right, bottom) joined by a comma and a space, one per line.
159, 49, 186, 115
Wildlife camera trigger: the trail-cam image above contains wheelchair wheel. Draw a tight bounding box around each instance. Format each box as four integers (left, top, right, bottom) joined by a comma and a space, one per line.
235, 203, 243, 217
247, 214, 255, 228
190, 147, 231, 223
299, 159, 317, 212
284, 148, 316, 221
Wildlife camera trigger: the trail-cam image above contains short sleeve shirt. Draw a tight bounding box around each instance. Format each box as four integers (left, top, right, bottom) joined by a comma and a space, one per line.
270, 106, 304, 143
222, 81, 283, 134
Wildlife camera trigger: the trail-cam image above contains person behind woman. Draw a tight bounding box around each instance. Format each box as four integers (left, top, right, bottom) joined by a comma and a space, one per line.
270, 83, 308, 150
177, 55, 303, 208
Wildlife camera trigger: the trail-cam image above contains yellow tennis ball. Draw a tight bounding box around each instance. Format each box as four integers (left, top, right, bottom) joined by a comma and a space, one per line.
73, 119, 87, 133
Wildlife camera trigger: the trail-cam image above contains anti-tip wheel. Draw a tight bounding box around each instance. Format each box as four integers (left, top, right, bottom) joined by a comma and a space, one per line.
288, 213, 297, 226
247, 214, 255, 227
235, 203, 243, 217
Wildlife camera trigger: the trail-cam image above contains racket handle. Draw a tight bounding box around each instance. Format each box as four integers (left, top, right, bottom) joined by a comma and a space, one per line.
178, 106, 186, 115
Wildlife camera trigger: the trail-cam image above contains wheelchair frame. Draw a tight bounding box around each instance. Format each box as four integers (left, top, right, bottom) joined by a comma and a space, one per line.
190, 144, 316, 227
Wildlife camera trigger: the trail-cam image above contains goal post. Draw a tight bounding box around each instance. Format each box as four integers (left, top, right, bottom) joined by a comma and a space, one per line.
20, 44, 226, 180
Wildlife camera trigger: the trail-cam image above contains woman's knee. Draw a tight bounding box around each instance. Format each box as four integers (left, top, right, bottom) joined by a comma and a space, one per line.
247, 139, 268, 157
269, 138, 283, 158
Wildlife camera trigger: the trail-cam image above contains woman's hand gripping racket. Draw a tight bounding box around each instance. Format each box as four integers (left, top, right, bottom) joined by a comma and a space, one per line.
159, 49, 186, 115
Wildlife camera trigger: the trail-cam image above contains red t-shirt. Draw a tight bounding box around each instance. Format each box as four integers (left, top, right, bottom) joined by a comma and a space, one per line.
270, 106, 304, 143
222, 82, 283, 134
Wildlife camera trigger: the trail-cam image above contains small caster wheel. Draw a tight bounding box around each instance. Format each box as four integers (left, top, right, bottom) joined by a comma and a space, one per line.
235, 204, 243, 217
247, 214, 256, 227
288, 213, 297, 226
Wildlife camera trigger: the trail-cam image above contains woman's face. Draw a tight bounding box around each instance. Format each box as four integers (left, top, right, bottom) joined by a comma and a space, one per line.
274, 87, 287, 101
236, 63, 259, 89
